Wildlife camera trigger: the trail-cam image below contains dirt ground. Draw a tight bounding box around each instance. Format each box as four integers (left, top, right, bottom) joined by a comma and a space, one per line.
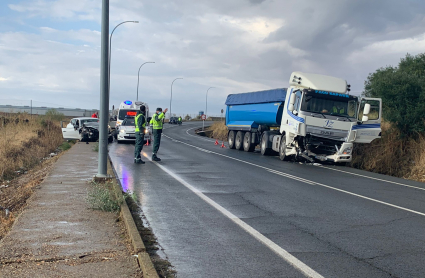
0, 153, 61, 240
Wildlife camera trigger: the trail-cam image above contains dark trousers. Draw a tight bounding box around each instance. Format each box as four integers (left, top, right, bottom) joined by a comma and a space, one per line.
153, 129, 162, 156
134, 132, 144, 160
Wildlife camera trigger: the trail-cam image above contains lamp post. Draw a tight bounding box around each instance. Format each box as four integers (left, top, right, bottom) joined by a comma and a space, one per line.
108, 20, 138, 97
204, 87, 215, 131
206, 87, 215, 118
137, 62, 155, 101
97, 0, 110, 177
170, 78, 183, 118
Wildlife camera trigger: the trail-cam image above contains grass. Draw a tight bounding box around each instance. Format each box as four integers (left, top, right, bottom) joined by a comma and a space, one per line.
0, 113, 64, 181
59, 141, 72, 151
350, 121, 425, 182
86, 181, 120, 212
207, 122, 228, 141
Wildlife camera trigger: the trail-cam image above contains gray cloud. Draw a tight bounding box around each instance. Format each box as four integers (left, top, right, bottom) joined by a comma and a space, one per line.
1, 0, 425, 115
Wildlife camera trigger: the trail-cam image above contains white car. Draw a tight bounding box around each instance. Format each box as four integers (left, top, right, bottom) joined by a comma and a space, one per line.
117, 117, 151, 143
62, 117, 113, 142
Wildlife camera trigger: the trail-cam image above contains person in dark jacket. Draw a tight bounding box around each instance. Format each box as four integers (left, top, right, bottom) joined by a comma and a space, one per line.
134, 106, 146, 164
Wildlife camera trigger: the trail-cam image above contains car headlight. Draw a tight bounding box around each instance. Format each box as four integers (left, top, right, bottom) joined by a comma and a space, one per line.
341, 147, 352, 155
120, 129, 125, 133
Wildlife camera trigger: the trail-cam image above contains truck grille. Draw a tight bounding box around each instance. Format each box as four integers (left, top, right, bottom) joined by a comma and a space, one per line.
306, 136, 342, 155
306, 126, 348, 141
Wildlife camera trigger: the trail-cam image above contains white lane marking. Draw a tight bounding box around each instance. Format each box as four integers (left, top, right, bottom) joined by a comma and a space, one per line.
142, 152, 324, 278
317, 165, 425, 192
163, 134, 425, 217
184, 126, 217, 142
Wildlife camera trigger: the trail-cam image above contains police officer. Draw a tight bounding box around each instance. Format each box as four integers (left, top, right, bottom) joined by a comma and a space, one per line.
332, 104, 345, 115
150, 107, 168, 161
134, 106, 146, 164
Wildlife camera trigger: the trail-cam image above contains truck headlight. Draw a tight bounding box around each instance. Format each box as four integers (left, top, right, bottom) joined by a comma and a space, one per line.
120, 129, 125, 133
341, 147, 352, 155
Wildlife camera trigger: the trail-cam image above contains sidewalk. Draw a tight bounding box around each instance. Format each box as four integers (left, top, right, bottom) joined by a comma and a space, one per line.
0, 142, 142, 277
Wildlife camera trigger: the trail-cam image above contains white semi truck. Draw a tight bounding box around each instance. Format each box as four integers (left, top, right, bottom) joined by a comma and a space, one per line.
225, 72, 382, 164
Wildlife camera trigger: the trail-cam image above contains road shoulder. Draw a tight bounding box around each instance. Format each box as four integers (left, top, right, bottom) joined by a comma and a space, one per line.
0, 142, 142, 277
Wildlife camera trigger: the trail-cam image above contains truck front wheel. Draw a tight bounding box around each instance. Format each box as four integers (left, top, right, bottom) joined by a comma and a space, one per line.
243, 132, 255, 152
235, 131, 244, 150
260, 133, 272, 156
279, 136, 290, 161
228, 131, 236, 149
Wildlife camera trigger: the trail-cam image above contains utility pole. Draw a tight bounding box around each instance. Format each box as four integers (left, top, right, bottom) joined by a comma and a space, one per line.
97, 0, 109, 178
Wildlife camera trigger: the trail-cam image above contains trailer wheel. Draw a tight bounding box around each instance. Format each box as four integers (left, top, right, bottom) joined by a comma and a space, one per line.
279, 136, 290, 161
243, 132, 255, 152
235, 131, 244, 150
228, 131, 236, 149
260, 133, 272, 155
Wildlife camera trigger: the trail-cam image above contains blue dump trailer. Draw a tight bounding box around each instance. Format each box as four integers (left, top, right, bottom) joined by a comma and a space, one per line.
225, 88, 287, 131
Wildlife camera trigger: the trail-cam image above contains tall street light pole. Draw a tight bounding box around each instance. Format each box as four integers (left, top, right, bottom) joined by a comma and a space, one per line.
108, 20, 138, 98
206, 87, 215, 118
97, 0, 110, 177
170, 78, 183, 118
137, 62, 155, 101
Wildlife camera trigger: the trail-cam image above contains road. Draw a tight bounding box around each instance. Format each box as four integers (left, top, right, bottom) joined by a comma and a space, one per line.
109, 121, 425, 278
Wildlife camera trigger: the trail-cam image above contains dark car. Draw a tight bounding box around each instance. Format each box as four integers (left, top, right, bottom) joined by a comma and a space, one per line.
169, 117, 178, 124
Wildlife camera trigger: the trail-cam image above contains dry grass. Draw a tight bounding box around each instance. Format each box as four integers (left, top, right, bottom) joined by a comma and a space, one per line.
207, 122, 228, 141
351, 121, 425, 182
0, 113, 63, 181
0, 113, 64, 239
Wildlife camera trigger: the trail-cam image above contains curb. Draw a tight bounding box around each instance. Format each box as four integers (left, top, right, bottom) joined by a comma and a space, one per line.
107, 156, 159, 278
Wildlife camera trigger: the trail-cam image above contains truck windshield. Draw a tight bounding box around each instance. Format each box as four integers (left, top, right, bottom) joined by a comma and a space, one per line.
118, 109, 137, 120
301, 90, 357, 118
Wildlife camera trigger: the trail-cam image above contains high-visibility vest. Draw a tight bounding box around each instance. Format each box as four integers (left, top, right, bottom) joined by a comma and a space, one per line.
150, 112, 165, 129
135, 114, 146, 132
332, 106, 345, 114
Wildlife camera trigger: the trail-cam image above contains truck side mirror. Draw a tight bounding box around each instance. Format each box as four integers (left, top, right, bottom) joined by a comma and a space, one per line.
363, 103, 371, 115
288, 93, 296, 112
362, 115, 369, 122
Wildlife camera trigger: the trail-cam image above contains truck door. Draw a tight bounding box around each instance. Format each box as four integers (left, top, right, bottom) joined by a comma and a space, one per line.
353, 98, 382, 143
62, 119, 82, 140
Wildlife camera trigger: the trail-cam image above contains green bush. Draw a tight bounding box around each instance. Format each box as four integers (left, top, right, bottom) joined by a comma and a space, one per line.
59, 141, 72, 151
87, 181, 120, 212
364, 53, 425, 137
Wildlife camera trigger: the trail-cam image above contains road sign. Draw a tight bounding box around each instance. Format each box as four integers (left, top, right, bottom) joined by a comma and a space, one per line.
201, 114, 206, 120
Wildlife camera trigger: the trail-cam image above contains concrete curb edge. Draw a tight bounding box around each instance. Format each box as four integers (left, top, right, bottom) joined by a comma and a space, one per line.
107, 156, 160, 278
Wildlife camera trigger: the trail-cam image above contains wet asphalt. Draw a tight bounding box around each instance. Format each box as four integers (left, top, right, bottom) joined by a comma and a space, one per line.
109, 121, 425, 278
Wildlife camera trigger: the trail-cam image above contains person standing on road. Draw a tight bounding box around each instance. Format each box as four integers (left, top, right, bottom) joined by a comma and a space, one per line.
134, 106, 147, 164
150, 107, 168, 161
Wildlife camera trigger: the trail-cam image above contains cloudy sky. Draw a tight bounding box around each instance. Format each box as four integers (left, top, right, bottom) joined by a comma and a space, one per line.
1, 0, 425, 116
